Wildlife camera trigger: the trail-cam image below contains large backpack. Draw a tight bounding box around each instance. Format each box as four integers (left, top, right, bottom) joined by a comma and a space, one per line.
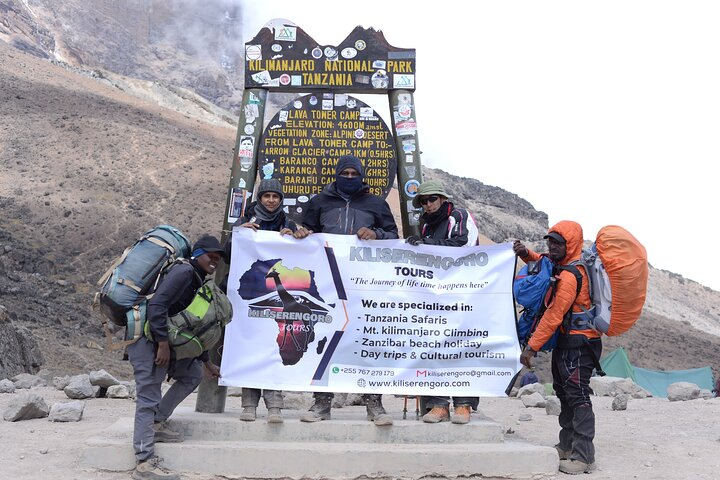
161, 279, 233, 360
569, 225, 648, 336
93, 225, 191, 349
513, 255, 582, 351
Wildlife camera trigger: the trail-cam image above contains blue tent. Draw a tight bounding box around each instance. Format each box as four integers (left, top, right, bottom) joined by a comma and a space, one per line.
600, 348, 714, 398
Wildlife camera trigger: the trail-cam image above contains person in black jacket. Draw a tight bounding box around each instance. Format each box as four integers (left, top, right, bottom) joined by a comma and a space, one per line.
127, 234, 222, 480
294, 154, 398, 426
406, 180, 480, 425
223, 178, 296, 424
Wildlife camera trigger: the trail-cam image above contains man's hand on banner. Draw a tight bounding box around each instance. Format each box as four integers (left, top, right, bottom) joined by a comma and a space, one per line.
356, 227, 377, 240
405, 235, 423, 246
203, 361, 221, 379
520, 346, 536, 368
293, 226, 312, 239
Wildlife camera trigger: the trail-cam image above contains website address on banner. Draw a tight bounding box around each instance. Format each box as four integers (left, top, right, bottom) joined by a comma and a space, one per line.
368, 379, 470, 389
329, 365, 512, 392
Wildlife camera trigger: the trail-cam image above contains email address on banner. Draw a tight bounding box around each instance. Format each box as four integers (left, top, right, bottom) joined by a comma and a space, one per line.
329, 365, 512, 391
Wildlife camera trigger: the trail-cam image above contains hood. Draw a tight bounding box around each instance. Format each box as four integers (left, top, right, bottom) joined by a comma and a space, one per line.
548, 220, 584, 264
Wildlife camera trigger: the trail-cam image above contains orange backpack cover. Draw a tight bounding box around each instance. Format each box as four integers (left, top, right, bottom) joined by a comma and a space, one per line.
594, 225, 648, 336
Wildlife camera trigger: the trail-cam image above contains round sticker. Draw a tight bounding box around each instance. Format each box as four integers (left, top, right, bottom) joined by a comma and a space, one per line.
355, 40, 366, 51
354, 129, 365, 139
246, 45, 262, 60
404, 179, 420, 197
298, 195, 309, 203
296, 207, 303, 214
398, 105, 412, 119
244, 124, 255, 135
341, 47, 357, 59
324, 47, 337, 58
293, 100, 303, 109
271, 44, 282, 52
312, 47, 323, 59
309, 96, 318, 106
279, 74, 291, 85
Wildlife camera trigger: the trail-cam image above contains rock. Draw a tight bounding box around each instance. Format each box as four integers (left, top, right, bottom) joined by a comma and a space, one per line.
545, 396, 561, 415
612, 394, 629, 411
518, 383, 545, 398
64, 374, 94, 399
89, 369, 120, 387
699, 389, 714, 399
52, 375, 71, 390
0, 316, 44, 379
667, 382, 700, 401
49, 401, 85, 422
517, 383, 545, 398
106, 384, 129, 398
518, 413, 533, 421
36, 369, 54, 383
3, 392, 49, 421
11, 373, 46, 389
0, 378, 16, 393
590, 376, 651, 398
522, 392, 546, 408
281, 391, 313, 410
227, 387, 242, 397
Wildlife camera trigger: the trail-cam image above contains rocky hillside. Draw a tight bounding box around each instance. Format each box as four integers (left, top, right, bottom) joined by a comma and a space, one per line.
1, 38, 719, 384
0, 0, 246, 111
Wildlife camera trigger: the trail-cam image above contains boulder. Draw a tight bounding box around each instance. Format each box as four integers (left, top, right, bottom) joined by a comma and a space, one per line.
49, 401, 85, 422
545, 396, 561, 416
0, 307, 44, 379
89, 369, 120, 387
11, 373, 46, 389
612, 394, 629, 411
522, 392, 546, 408
518, 383, 546, 398
3, 392, 49, 421
106, 384, 129, 399
64, 374, 94, 399
667, 382, 700, 402
0, 378, 16, 393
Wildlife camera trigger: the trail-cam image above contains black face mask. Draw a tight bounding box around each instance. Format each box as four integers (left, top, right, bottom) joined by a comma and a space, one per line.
336, 176, 363, 195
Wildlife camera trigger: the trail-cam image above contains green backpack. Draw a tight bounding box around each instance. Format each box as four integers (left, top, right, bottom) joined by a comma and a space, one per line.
146, 280, 233, 360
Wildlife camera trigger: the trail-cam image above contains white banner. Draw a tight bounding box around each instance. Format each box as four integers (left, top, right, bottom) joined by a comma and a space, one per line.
219, 228, 521, 396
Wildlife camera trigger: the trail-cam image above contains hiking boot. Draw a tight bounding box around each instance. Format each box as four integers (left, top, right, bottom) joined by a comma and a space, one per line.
559, 459, 597, 475
365, 396, 393, 426
422, 406, 450, 423
267, 407, 284, 424
239, 406, 257, 422
451, 405, 471, 424
555, 444, 572, 460
152, 421, 183, 443
132, 457, 180, 480
300, 397, 331, 422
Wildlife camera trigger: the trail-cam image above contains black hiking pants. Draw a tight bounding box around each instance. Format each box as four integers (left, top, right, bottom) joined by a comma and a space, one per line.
552, 334, 602, 464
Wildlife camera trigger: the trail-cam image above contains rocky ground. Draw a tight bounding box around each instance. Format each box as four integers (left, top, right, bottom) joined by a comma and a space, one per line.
1, 381, 718, 480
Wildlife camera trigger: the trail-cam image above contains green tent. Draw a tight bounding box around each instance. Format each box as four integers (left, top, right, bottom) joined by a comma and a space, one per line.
599, 347, 714, 398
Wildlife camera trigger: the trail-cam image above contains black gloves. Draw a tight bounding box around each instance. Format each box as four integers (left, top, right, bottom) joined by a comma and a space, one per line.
405, 235, 423, 246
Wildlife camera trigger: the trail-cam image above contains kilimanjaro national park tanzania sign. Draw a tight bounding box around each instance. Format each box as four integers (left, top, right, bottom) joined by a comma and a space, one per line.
259, 93, 397, 221
245, 21, 416, 93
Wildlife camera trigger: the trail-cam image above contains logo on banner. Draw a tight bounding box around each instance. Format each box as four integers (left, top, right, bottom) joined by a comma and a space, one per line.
238, 260, 333, 366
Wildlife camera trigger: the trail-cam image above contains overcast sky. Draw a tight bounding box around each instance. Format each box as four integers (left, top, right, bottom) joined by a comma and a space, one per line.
242, 1, 720, 291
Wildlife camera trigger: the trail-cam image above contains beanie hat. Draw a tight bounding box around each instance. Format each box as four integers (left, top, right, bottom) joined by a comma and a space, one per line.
412, 180, 452, 208
257, 178, 284, 201
335, 154, 365, 178
191, 234, 223, 259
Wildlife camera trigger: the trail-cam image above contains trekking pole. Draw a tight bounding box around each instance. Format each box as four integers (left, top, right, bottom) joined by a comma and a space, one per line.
402, 396, 408, 419
415, 396, 420, 419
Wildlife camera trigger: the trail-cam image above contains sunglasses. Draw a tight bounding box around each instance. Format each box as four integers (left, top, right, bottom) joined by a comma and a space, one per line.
418, 195, 440, 205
